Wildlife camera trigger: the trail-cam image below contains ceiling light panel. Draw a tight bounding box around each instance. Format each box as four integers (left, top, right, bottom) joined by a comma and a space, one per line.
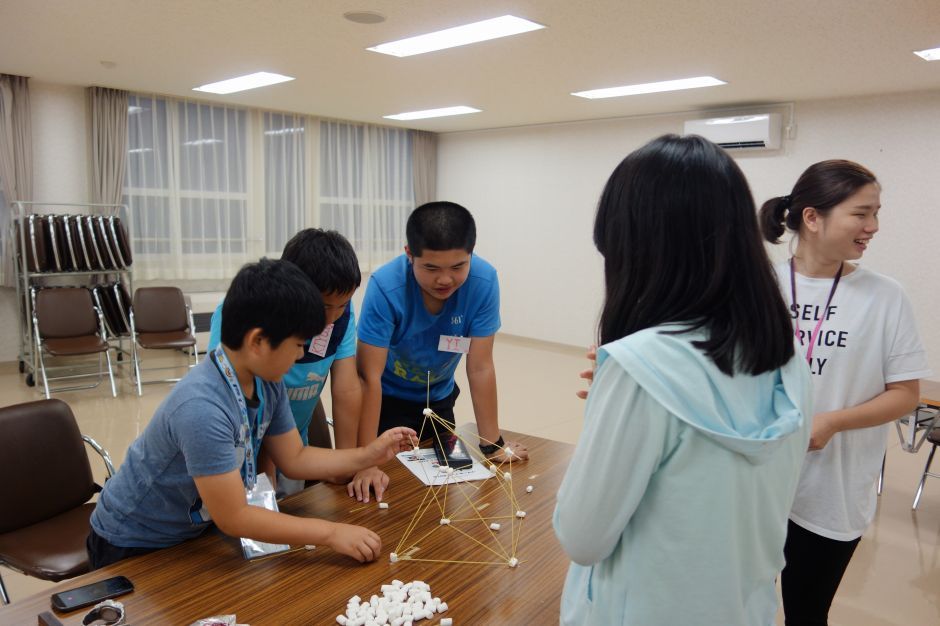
572, 76, 727, 99
368, 15, 544, 57
914, 46, 940, 61
384, 106, 481, 121
193, 72, 294, 95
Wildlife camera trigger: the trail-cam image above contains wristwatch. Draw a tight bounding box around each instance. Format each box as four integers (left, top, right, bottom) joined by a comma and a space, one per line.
479, 435, 505, 456
82, 599, 126, 625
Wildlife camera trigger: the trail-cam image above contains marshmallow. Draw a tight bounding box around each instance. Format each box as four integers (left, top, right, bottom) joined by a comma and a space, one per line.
503, 472, 511, 480
305, 544, 317, 550
379, 502, 389, 509
440, 619, 453, 626
439, 517, 450, 525
336, 616, 348, 625
516, 510, 526, 518
526, 485, 534, 493
389, 552, 399, 562
423, 408, 432, 416
489, 522, 501, 531
508, 557, 519, 567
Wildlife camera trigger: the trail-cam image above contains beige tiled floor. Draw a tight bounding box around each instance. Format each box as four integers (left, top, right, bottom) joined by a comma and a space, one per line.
2, 337, 939, 625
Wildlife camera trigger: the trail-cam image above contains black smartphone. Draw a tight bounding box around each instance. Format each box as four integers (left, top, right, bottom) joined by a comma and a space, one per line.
50, 575, 134, 613
433, 434, 473, 470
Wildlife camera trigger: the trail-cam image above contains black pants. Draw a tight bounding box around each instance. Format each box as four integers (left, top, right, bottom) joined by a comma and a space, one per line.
86, 528, 159, 570
781, 520, 861, 626
378, 384, 460, 444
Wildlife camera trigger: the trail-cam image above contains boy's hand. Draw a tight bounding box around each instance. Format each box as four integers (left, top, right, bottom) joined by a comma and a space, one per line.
575, 344, 598, 400
326, 522, 382, 563
346, 466, 390, 503
486, 440, 529, 462
365, 426, 418, 466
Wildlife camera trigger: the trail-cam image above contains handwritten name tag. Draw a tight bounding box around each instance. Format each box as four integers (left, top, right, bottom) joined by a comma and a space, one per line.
438, 335, 471, 354
308, 324, 334, 357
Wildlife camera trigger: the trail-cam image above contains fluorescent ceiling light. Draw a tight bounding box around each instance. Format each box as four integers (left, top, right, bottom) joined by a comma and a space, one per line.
193, 72, 294, 95
368, 15, 544, 57
572, 76, 727, 99
914, 46, 940, 61
384, 106, 481, 121
706, 115, 768, 125
182, 138, 223, 146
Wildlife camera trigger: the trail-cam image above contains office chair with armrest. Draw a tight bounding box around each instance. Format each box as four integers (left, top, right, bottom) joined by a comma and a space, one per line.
0, 399, 115, 605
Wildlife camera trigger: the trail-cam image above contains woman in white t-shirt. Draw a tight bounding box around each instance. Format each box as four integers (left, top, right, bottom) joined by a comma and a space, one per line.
759, 160, 932, 626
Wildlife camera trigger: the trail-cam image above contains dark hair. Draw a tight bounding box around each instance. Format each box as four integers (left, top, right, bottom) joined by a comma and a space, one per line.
221, 258, 325, 349
281, 228, 361, 294
406, 201, 476, 256
759, 160, 878, 243
594, 134, 794, 376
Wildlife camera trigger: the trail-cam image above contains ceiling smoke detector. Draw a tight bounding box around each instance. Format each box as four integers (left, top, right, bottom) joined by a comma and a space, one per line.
344, 11, 386, 25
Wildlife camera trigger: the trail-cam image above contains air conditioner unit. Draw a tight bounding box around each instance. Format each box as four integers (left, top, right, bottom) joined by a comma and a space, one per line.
683, 113, 782, 150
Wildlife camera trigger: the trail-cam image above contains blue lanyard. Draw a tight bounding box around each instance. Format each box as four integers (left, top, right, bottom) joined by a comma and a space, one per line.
212, 345, 264, 491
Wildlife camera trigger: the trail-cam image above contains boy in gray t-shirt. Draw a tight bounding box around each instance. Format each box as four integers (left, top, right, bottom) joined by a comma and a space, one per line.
88, 259, 416, 569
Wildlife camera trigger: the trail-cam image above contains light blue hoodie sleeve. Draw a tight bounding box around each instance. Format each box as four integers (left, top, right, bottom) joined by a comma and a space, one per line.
554, 355, 678, 565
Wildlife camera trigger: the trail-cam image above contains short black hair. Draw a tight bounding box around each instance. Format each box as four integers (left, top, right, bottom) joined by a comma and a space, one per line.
281, 228, 361, 295
221, 258, 325, 349
406, 201, 476, 256
593, 134, 794, 376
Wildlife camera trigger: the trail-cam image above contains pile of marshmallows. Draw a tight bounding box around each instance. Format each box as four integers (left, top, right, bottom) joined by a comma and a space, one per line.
337, 580, 451, 626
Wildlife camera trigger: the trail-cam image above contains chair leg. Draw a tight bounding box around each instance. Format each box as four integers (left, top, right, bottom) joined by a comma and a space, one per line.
38, 349, 51, 400
913, 443, 937, 510
104, 348, 117, 398
132, 343, 142, 397
877, 452, 886, 495
0, 570, 10, 605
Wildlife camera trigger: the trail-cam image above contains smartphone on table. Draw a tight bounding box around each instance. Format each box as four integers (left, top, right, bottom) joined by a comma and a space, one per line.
433, 433, 473, 470
50, 575, 134, 612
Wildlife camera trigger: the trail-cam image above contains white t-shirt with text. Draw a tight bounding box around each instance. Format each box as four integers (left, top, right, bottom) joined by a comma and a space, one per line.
774, 262, 932, 540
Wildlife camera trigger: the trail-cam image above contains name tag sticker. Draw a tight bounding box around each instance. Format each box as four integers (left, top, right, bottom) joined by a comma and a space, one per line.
438, 335, 471, 354
308, 324, 334, 357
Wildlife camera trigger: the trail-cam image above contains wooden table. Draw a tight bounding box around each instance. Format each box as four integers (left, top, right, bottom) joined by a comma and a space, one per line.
0, 431, 574, 625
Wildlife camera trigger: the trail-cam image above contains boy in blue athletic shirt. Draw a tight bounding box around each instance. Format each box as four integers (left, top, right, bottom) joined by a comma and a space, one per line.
88, 259, 416, 569
356, 201, 529, 469
208, 229, 383, 501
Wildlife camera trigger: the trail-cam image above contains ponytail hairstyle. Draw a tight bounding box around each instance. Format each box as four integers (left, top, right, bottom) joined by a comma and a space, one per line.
594, 134, 794, 376
759, 160, 878, 243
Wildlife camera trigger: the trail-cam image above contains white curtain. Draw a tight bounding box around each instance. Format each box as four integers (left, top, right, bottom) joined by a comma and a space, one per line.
124, 93, 421, 280
0, 74, 33, 287
263, 112, 307, 255
125, 94, 250, 280
318, 120, 414, 271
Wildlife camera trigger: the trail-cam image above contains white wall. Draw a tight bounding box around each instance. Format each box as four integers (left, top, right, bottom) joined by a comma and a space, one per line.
0, 81, 89, 362
438, 90, 940, 376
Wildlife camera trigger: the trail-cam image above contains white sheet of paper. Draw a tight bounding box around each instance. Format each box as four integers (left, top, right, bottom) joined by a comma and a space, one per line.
308, 323, 334, 357
397, 448, 493, 486
438, 335, 471, 354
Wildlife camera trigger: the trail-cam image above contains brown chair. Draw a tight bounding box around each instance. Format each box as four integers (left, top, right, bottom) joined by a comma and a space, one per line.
32, 287, 117, 399
0, 399, 115, 605
130, 286, 199, 396
913, 426, 940, 510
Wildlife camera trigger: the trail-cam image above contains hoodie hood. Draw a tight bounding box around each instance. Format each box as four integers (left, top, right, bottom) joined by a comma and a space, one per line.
599, 324, 811, 464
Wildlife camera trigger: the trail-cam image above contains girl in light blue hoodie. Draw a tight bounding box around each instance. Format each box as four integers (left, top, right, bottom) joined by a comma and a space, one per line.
554, 134, 813, 626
